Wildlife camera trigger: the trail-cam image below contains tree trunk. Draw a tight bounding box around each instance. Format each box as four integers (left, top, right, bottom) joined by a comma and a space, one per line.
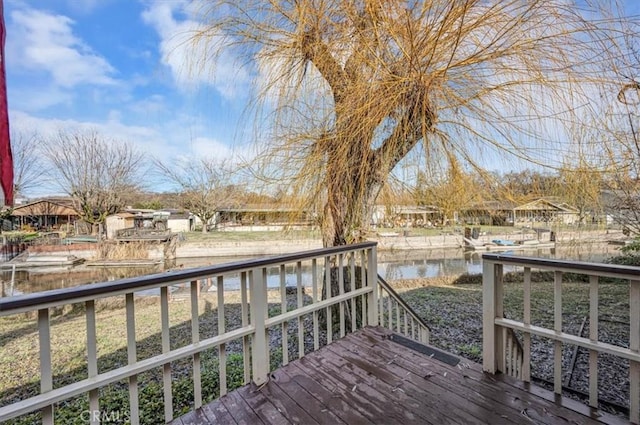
319, 149, 383, 331
321, 182, 381, 247
317, 92, 428, 331
198, 214, 209, 233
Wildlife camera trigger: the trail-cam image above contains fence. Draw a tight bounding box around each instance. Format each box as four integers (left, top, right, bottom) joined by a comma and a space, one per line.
0, 241, 429, 424
482, 253, 640, 423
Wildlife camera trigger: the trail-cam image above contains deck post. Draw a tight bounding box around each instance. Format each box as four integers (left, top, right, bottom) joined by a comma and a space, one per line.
367, 246, 378, 326
38, 308, 53, 425
250, 268, 269, 385
630, 280, 640, 423
482, 260, 503, 374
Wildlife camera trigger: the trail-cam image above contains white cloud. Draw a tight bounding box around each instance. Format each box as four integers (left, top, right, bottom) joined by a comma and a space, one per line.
9, 107, 252, 163
141, 2, 249, 99
9, 7, 117, 88
189, 136, 233, 159
9, 108, 255, 195
9, 84, 73, 111
10, 109, 164, 162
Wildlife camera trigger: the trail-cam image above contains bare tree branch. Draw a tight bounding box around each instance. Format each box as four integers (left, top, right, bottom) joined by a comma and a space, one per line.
153, 157, 240, 232
41, 130, 145, 231
10, 130, 47, 198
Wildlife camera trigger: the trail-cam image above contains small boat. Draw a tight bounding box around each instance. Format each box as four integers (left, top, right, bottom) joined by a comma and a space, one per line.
0, 253, 85, 269
463, 237, 555, 251
490, 239, 517, 246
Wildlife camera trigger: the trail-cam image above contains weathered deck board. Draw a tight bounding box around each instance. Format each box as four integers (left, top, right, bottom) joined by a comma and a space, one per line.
168, 326, 626, 425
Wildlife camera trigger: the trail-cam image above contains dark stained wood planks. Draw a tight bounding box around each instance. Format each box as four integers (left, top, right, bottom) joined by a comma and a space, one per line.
168, 326, 625, 425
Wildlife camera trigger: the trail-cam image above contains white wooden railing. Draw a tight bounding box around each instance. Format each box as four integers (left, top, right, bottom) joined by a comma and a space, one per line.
0, 242, 428, 424
482, 253, 640, 423
378, 275, 430, 344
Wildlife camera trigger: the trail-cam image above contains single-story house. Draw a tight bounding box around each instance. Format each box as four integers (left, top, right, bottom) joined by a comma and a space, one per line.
460, 201, 518, 226
514, 198, 580, 225
213, 206, 313, 230
121, 209, 194, 233
372, 205, 443, 227
461, 198, 581, 226
11, 198, 80, 231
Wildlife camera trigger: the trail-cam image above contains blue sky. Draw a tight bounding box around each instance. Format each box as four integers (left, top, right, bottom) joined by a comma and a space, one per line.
5, 0, 253, 194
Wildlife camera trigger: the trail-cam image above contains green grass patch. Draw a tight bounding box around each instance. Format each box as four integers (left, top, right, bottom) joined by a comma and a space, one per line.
397, 275, 630, 359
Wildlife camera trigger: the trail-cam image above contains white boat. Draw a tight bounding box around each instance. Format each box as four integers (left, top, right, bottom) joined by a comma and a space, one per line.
463, 237, 555, 251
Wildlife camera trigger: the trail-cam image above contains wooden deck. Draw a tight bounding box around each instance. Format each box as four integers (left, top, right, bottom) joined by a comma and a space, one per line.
170, 327, 626, 425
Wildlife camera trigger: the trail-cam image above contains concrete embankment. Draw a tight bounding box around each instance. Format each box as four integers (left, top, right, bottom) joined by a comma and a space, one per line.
175, 229, 627, 257
175, 239, 324, 257
10, 228, 627, 261
175, 234, 467, 257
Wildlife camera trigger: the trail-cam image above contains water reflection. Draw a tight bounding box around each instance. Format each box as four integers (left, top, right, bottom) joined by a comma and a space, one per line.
0, 265, 162, 297
378, 243, 620, 281
0, 242, 622, 296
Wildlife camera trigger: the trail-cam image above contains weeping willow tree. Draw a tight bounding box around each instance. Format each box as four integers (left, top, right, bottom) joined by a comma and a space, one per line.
415, 154, 482, 225
601, 81, 640, 234
190, 0, 632, 248
558, 159, 603, 226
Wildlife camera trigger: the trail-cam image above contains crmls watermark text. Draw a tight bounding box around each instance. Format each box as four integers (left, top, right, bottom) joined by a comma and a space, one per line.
80, 409, 131, 423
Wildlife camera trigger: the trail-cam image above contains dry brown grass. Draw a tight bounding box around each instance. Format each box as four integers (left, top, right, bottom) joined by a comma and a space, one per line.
94, 241, 151, 260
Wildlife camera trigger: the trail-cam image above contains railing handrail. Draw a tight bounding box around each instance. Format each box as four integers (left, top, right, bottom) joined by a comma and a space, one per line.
482, 252, 640, 278
483, 253, 640, 423
377, 274, 431, 332
0, 241, 378, 315
0, 242, 381, 424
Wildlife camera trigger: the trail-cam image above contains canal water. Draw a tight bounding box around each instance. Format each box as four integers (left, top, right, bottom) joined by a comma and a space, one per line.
0, 242, 624, 297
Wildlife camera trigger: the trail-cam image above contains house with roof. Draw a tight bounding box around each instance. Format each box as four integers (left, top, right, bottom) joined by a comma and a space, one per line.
461, 198, 580, 226
513, 198, 580, 226
460, 200, 518, 226
213, 205, 314, 231
11, 198, 80, 231
372, 205, 443, 227
105, 209, 195, 239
